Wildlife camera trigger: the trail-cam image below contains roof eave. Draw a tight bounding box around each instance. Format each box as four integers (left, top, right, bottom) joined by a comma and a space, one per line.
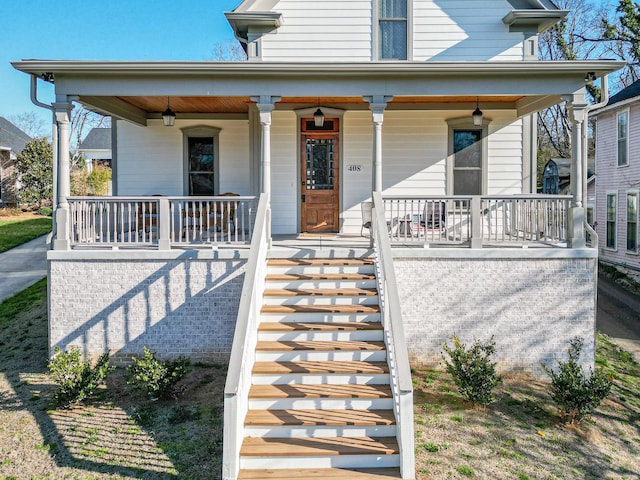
503, 10, 569, 33
224, 11, 283, 43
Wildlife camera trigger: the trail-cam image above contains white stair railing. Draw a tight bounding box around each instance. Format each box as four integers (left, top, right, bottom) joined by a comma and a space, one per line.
372, 191, 415, 480
222, 193, 270, 480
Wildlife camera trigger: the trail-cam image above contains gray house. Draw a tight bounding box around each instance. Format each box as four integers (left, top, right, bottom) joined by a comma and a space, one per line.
0, 116, 31, 206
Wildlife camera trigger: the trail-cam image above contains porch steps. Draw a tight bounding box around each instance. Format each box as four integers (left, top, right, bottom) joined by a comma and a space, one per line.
238, 258, 401, 478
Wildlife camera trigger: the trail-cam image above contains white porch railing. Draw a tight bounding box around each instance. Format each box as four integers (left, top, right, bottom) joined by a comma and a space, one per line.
222, 194, 270, 480
382, 194, 572, 248
67, 195, 258, 249
372, 192, 415, 480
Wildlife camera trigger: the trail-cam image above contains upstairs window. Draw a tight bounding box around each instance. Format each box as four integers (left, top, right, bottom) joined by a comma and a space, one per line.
618, 110, 629, 167
379, 0, 407, 60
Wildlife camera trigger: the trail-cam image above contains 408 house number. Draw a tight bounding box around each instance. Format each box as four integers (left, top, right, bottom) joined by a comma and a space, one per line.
347, 164, 362, 172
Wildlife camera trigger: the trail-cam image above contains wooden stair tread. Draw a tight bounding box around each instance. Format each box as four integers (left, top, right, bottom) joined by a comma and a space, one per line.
266, 273, 376, 281
239, 468, 401, 479
262, 304, 381, 314
240, 436, 399, 456
259, 322, 382, 332
268, 259, 374, 266
249, 384, 393, 399
264, 288, 378, 297
256, 340, 385, 351
245, 409, 395, 426
253, 361, 389, 374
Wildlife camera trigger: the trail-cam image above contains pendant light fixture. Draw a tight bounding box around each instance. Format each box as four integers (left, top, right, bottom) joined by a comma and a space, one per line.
162, 96, 176, 127
313, 97, 325, 127
472, 97, 483, 126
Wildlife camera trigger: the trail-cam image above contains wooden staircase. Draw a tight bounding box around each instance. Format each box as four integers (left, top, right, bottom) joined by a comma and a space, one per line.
237, 258, 402, 479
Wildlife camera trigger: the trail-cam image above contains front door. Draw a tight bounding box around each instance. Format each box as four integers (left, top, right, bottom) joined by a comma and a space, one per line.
300, 118, 340, 232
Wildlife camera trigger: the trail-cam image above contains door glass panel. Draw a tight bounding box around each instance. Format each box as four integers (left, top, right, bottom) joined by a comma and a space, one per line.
454, 131, 482, 168
306, 138, 335, 190
188, 137, 214, 195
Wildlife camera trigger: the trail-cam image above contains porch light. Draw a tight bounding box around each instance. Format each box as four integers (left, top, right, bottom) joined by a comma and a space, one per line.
314, 107, 325, 127
162, 97, 176, 127
472, 98, 483, 126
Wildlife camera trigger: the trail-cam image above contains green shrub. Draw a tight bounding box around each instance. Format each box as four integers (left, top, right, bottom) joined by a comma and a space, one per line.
87, 165, 112, 196
442, 335, 502, 406
126, 347, 191, 400
48, 346, 114, 408
37, 206, 53, 217
543, 337, 612, 424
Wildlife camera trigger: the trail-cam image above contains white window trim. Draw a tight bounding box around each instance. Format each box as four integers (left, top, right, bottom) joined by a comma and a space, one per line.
446, 117, 491, 196
606, 190, 618, 252
626, 189, 639, 255
617, 109, 629, 168
181, 125, 221, 196
373, 0, 413, 61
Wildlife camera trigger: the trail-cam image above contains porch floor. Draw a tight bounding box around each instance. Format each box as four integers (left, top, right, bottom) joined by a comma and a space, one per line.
269, 234, 373, 259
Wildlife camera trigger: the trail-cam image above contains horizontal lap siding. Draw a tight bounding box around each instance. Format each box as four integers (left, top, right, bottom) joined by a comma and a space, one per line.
271, 111, 298, 234
261, 1, 372, 61
596, 104, 640, 271
116, 119, 251, 196
413, 0, 523, 60
487, 115, 523, 195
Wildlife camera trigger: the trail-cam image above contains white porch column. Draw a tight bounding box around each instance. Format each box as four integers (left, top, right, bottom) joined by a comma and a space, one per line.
251, 96, 280, 245
364, 96, 393, 193
564, 92, 588, 249
53, 101, 74, 250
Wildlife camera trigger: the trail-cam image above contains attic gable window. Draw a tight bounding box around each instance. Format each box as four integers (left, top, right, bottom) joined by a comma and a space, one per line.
379, 0, 408, 60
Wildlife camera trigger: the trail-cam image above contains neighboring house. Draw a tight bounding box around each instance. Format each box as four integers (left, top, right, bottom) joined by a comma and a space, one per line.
545, 157, 595, 194
0, 116, 31, 206
594, 80, 640, 281
77, 127, 112, 173
12, 1, 622, 478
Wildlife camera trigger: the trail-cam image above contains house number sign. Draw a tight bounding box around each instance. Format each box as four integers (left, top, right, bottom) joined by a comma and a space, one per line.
347, 164, 362, 172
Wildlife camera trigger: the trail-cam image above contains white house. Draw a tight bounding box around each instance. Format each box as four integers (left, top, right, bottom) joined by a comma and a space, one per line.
0, 116, 31, 206
594, 80, 640, 280
12, 1, 622, 478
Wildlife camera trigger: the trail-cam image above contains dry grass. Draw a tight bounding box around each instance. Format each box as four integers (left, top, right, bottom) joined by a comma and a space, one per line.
0, 280, 225, 479
413, 334, 640, 479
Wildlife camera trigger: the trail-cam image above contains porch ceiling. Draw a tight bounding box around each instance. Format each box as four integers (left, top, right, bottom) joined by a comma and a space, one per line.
108, 94, 527, 116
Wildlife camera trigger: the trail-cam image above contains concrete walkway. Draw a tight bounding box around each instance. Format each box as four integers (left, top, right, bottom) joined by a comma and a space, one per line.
0, 235, 48, 304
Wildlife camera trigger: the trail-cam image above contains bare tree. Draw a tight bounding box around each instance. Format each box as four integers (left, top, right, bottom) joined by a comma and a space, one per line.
69, 104, 110, 168
8, 111, 49, 139
209, 39, 247, 61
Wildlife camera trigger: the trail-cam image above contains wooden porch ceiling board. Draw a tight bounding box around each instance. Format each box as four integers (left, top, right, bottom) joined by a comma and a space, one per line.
111, 95, 526, 114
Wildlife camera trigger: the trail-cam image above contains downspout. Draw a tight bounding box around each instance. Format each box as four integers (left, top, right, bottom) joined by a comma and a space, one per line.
30, 74, 57, 245
582, 74, 608, 357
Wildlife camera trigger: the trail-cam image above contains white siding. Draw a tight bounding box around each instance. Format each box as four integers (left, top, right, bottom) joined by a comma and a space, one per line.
116, 119, 251, 196
487, 114, 523, 194
261, 1, 373, 61
259, 0, 524, 62
270, 111, 298, 234
413, 0, 524, 61
596, 103, 640, 271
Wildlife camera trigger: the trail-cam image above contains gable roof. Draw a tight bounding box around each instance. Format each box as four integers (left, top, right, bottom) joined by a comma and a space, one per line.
0, 116, 32, 153
79, 127, 111, 151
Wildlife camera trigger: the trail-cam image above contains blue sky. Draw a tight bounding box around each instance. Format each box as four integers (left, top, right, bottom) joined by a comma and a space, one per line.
0, 0, 241, 126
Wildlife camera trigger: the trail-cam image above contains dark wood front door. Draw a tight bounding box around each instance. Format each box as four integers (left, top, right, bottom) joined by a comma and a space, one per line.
300, 118, 340, 232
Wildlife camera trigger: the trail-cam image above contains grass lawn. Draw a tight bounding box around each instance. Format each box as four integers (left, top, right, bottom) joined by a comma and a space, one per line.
0, 214, 52, 253
0, 280, 638, 479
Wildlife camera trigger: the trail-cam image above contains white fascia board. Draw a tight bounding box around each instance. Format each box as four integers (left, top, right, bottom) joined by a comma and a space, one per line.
224, 11, 283, 42
11, 59, 624, 78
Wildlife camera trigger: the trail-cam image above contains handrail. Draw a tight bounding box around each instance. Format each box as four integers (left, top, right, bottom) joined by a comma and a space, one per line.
222, 193, 269, 480
372, 191, 415, 480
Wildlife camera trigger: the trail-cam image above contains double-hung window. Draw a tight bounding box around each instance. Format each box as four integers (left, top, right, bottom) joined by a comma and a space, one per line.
618, 111, 629, 167
627, 191, 638, 252
379, 0, 408, 60
606, 193, 617, 249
